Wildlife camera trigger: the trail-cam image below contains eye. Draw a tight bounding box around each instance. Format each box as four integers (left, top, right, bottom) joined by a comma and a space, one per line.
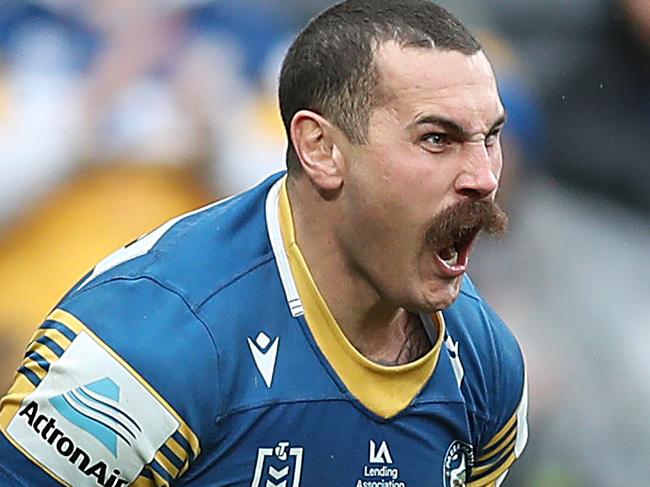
424, 133, 449, 145
421, 133, 451, 152
485, 128, 502, 147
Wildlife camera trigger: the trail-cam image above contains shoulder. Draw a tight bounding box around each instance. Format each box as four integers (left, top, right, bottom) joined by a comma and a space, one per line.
51, 172, 288, 421
442, 277, 528, 484
69, 172, 285, 311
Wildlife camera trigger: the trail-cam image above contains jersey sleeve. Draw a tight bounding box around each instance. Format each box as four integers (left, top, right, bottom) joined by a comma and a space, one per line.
0, 277, 219, 487
467, 305, 529, 487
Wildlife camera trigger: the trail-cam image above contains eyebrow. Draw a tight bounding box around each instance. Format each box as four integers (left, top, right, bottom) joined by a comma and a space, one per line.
410, 112, 507, 140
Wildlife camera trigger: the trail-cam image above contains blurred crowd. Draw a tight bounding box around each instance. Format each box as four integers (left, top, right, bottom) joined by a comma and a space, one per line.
0, 1, 648, 485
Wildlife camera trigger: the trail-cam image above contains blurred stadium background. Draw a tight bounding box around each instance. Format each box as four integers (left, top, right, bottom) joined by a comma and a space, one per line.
0, 0, 648, 485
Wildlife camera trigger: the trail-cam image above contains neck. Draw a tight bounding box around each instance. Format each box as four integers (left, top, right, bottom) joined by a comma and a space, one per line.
287, 176, 431, 364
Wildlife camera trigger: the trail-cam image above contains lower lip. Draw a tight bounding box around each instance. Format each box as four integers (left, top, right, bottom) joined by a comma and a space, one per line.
433, 253, 467, 278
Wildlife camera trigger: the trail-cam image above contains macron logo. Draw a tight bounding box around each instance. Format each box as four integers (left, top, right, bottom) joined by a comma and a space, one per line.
49, 377, 141, 457
445, 336, 465, 387
247, 332, 280, 388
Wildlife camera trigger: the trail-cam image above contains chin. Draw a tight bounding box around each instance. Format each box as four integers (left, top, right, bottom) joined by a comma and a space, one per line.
420, 277, 462, 312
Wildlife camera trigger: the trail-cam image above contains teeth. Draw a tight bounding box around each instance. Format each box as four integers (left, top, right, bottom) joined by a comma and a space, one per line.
439, 246, 458, 266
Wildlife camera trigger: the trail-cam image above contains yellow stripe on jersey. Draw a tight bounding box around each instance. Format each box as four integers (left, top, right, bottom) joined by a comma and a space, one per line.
477, 422, 517, 463
0, 317, 76, 484
0, 371, 38, 429
47, 309, 202, 466
167, 436, 192, 476
167, 436, 188, 461
470, 410, 519, 485
27, 339, 61, 372
131, 474, 157, 487
468, 451, 516, 486
154, 449, 181, 480
471, 369, 528, 487
472, 439, 516, 476
482, 412, 516, 450
25, 325, 73, 352
20, 358, 48, 380
0, 324, 73, 431
149, 466, 171, 487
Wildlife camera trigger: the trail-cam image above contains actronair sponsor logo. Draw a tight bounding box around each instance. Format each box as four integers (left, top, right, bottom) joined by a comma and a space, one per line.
5, 331, 180, 487
17, 400, 128, 487
48, 377, 141, 457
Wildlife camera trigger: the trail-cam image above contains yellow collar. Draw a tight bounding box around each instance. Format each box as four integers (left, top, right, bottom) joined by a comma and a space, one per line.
278, 177, 445, 418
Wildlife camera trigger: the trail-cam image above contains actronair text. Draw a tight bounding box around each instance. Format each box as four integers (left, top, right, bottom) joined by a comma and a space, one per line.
18, 401, 129, 487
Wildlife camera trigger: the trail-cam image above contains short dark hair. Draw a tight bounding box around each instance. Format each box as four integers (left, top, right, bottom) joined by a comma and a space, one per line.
279, 0, 482, 172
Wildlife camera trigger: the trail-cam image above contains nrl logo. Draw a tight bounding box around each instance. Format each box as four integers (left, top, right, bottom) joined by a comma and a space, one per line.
443, 441, 474, 487
251, 441, 304, 487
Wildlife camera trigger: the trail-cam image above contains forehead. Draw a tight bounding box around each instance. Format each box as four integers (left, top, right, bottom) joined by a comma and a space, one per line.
373, 42, 503, 131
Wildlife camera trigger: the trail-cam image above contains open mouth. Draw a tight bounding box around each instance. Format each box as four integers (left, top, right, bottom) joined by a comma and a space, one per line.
426, 197, 508, 280
433, 228, 479, 277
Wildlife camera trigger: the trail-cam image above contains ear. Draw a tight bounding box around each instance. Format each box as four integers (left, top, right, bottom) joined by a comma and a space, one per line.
290, 110, 345, 191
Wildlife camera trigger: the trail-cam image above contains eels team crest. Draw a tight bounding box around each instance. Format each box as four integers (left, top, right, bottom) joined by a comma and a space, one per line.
443, 441, 473, 487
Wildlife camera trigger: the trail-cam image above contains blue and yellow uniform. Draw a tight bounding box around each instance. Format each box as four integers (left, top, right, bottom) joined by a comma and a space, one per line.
0, 173, 527, 486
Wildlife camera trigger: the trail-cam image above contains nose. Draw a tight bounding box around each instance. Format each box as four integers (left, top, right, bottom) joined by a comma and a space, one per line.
453, 144, 500, 200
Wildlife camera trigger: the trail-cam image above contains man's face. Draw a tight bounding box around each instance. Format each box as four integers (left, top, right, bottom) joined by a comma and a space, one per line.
336, 42, 507, 312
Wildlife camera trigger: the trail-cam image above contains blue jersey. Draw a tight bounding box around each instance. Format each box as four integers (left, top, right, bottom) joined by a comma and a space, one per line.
0, 173, 527, 487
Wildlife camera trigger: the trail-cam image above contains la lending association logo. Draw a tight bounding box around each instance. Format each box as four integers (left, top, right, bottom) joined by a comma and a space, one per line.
356, 440, 406, 487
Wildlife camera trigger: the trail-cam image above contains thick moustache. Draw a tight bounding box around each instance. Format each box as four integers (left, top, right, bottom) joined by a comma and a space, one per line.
426, 198, 508, 276
426, 198, 508, 250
